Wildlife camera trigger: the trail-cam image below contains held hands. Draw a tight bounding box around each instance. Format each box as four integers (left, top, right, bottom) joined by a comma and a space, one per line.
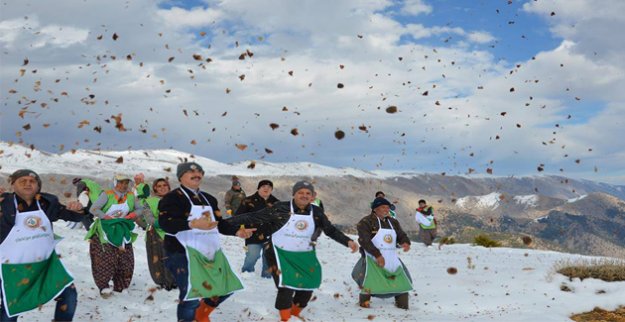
375, 255, 385, 268
401, 243, 410, 252
235, 225, 257, 239
66, 201, 84, 212
347, 240, 359, 253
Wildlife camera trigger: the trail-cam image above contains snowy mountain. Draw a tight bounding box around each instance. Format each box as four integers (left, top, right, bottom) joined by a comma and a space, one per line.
20, 225, 625, 322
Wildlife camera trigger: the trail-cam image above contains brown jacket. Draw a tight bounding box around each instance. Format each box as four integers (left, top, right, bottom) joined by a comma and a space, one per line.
356, 213, 410, 258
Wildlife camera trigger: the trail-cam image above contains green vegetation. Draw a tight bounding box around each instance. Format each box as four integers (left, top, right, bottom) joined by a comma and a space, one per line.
555, 258, 625, 282
473, 234, 502, 248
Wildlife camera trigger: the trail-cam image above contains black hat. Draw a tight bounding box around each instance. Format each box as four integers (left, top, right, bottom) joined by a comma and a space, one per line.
371, 197, 392, 210
292, 180, 314, 195
9, 169, 42, 190
257, 179, 273, 190
177, 162, 204, 180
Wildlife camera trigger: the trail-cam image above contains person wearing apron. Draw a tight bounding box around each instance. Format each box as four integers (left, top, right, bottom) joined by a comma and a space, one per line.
352, 197, 412, 310
158, 162, 251, 322
136, 177, 177, 290
87, 174, 144, 298
0, 169, 84, 321
221, 180, 359, 322
416, 199, 437, 246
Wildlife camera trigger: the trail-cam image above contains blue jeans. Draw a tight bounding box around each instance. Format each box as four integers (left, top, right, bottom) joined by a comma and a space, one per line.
241, 243, 271, 278
164, 252, 231, 322
1, 283, 77, 322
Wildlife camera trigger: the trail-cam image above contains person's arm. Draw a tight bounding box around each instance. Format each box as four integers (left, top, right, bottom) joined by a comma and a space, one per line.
392, 218, 411, 246
89, 192, 109, 219
219, 206, 285, 236
357, 216, 381, 258
41, 193, 84, 222
415, 211, 432, 226
158, 192, 192, 234
316, 209, 352, 247
234, 196, 253, 215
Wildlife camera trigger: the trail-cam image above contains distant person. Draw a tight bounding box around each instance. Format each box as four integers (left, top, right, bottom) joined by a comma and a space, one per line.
352, 197, 412, 309
224, 177, 246, 217
373, 191, 396, 218
221, 181, 359, 322
415, 199, 437, 246
135, 175, 177, 290
87, 174, 145, 298
0, 169, 84, 321
235, 179, 279, 278
311, 191, 324, 211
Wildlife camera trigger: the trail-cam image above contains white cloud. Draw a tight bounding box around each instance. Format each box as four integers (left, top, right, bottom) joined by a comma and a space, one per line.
466, 31, 495, 44
156, 6, 223, 29
401, 0, 432, 15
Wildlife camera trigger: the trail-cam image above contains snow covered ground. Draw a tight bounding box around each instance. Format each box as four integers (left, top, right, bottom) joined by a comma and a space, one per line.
21, 224, 625, 322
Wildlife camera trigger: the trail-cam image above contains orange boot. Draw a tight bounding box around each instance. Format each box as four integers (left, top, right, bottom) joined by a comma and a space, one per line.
279, 308, 292, 321
291, 304, 303, 318
195, 301, 215, 322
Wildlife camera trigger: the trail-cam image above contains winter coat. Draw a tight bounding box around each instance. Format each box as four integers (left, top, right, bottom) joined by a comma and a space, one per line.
234, 192, 280, 245
224, 188, 246, 213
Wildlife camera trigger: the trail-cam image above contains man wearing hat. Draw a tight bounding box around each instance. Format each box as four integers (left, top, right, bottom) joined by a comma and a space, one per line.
352, 197, 412, 310
235, 179, 280, 278
220, 180, 359, 321
0, 169, 84, 320
224, 177, 246, 217
87, 173, 145, 298
158, 162, 253, 322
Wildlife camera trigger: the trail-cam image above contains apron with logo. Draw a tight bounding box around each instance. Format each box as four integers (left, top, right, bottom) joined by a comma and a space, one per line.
0, 197, 74, 317
173, 189, 243, 300
86, 194, 137, 247
271, 201, 322, 290
362, 217, 412, 295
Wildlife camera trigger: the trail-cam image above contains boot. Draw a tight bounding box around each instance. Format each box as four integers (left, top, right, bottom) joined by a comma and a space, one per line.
359, 294, 371, 308
195, 300, 215, 322
291, 304, 303, 318
279, 308, 291, 321
395, 293, 409, 310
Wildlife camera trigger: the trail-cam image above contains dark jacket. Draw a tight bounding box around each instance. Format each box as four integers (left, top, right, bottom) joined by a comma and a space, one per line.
158, 186, 221, 254
356, 213, 411, 259
0, 192, 84, 244
220, 200, 353, 266
234, 192, 280, 245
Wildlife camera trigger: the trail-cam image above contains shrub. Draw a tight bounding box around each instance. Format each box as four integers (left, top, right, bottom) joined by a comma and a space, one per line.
439, 236, 456, 245
555, 258, 625, 282
571, 306, 625, 321
473, 234, 502, 248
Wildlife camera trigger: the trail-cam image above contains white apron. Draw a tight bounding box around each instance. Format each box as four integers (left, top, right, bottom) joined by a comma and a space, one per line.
0, 197, 74, 317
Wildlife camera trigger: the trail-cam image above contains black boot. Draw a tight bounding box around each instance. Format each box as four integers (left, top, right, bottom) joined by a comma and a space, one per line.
395, 293, 409, 310
359, 294, 371, 308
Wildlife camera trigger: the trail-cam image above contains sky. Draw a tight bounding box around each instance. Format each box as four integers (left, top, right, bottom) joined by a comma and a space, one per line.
1, 0, 624, 183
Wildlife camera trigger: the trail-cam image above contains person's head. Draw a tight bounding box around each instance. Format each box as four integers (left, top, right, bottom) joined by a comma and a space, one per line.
152, 178, 171, 197
375, 191, 385, 198
257, 179, 273, 199
72, 177, 87, 197
418, 199, 427, 207
371, 197, 392, 218
292, 181, 314, 209
113, 174, 132, 193
9, 169, 41, 202
177, 162, 204, 189
232, 180, 242, 191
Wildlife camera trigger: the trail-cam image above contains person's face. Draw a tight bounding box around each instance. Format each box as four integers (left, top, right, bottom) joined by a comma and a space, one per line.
12, 176, 39, 201
376, 193, 385, 198
293, 189, 313, 209
115, 180, 130, 193
233, 184, 241, 191
154, 180, 171, 197
419, 202, 426, 207
180, 169, 203, 189
373, 205, 390, 217
258, 184, 273, 199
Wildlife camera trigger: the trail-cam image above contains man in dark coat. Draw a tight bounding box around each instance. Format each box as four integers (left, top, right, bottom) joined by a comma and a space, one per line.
235, 179, 279, 278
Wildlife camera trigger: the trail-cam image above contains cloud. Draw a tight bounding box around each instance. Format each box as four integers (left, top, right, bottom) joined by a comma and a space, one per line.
400, 0, 432, 16
156, 6, 223, 29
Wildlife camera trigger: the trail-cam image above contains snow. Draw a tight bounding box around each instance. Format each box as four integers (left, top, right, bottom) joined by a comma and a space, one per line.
456, 192, 502, 210
20, 224, 625, 321
568, 195, 588, 203
513, 195, 539, 208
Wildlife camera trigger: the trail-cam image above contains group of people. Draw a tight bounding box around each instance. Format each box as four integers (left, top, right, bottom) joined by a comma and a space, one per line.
0, 164, 438, 321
